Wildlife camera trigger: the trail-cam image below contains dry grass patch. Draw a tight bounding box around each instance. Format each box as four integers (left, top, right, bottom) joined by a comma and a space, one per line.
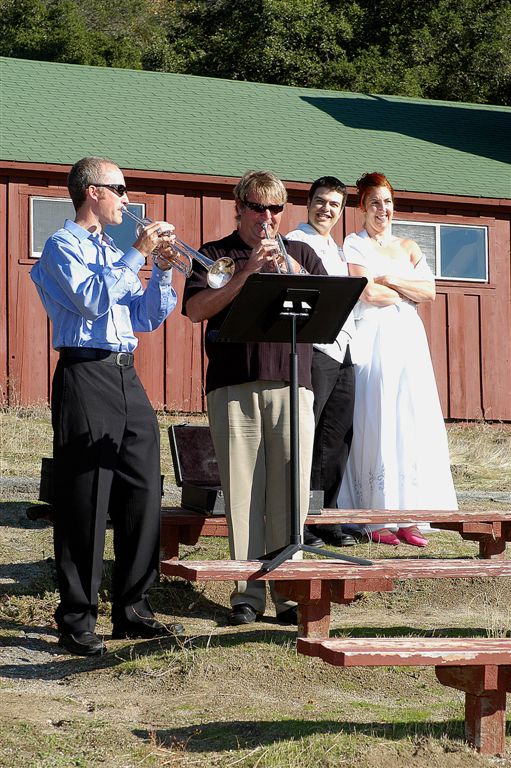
448, 421, 511, 491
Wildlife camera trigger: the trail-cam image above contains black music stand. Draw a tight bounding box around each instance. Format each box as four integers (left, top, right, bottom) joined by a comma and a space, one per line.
216, 273, 373, 572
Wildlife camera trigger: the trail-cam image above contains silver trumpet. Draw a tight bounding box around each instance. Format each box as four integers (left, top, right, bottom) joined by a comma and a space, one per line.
262, 223, 294, 274
122, 206, 234, 289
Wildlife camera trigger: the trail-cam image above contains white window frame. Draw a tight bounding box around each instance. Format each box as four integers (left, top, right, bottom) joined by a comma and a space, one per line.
393, 219, 488, 283
30, 196, 75, 258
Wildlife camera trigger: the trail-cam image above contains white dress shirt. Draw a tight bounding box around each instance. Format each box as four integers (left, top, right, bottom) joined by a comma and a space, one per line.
286, 222, 356, 363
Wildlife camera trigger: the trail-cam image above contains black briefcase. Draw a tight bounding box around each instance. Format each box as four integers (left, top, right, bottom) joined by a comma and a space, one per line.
168, 424, 325, 516
168, 424, 225, 516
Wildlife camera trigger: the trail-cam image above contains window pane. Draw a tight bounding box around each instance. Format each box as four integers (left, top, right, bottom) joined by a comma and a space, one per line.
31, 198, 74, 257
31, 198, 146, 259
392, 222, 436, 273
440, 225, 487, 280
105, 203, 145, 253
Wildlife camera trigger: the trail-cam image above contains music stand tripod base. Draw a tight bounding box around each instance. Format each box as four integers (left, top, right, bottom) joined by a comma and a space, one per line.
259, 543, 373, 573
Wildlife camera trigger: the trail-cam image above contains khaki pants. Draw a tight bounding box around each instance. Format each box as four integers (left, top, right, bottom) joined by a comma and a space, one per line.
208, 381, 314, 614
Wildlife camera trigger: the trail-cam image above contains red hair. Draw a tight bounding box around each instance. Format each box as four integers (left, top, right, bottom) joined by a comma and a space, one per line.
356, 172, 394, 209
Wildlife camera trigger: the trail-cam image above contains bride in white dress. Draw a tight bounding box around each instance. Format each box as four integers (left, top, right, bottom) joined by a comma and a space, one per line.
338, 172, 457, 547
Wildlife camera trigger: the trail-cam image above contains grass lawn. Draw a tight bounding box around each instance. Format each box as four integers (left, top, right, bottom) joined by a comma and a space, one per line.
0, 409, 510, 767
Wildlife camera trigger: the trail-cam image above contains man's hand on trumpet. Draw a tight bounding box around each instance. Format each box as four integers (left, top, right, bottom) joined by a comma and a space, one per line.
134, 220, 176, 268
245, 238, 283, 274
247, 236, 307, 275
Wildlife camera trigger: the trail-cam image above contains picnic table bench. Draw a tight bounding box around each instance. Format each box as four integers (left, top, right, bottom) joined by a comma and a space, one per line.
324, 508, 511, 559
159, 507, 511, 561
160, 557, 511, 639
159, 506, 361, 560
297, 636, 511, 755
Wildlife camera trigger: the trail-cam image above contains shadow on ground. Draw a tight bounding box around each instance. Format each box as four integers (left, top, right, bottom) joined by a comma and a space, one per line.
134, 717, 491, 752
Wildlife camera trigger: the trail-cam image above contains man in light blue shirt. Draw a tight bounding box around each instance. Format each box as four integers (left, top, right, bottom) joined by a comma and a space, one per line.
31, 156, 181, 656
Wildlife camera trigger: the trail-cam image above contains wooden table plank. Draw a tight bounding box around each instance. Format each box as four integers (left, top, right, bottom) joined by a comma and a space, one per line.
161, 558, 511, 581
317, 508, 511, 523
298, 637, 511, 666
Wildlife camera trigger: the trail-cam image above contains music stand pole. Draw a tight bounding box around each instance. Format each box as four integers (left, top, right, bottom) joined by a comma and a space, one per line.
259, 301, 371, 573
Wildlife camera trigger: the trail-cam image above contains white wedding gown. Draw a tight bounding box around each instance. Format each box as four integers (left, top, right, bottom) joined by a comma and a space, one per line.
338, 232, 458, 521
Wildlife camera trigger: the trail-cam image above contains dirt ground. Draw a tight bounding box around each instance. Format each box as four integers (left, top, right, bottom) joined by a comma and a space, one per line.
1, 496, 511, 767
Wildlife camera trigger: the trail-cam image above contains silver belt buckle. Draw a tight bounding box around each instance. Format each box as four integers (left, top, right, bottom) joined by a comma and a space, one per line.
116, 352, 131, 366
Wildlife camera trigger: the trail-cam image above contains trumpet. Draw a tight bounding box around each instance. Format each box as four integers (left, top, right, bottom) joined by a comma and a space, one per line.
121, 206, 234, 289
262, 223, 294, 274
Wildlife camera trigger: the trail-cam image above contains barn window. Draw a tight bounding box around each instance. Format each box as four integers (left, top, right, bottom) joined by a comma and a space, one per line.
392, 221, 488, 282
31, 197, 74, 258
30, 197, 145, 258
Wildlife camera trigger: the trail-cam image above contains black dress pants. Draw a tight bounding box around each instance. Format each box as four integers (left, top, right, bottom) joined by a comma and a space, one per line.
51, 356, 161, 634
310, 347, 355, 510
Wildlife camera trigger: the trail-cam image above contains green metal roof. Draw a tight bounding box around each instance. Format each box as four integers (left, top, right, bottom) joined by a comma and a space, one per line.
1, 56, 510, 199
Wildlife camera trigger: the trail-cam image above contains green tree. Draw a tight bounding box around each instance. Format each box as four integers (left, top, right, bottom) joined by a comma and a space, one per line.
0, 0, 49, 59
146, 0, 359, 88
348, 0, 511, 103
426, 0, 511, 104
0, 0, 165, 69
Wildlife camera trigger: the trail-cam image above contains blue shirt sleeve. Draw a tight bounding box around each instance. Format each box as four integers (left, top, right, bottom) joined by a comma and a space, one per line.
30, 221, 177, 350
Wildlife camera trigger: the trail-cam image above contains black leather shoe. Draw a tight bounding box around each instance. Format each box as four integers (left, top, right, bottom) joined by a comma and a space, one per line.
303, 525, 325, 547
227, 604, 262, 625
276, 607, 298, 625
58, 631, 105, 656
320, 529, 357, 547
341, 525, 371, 544
112, 617, 184, 639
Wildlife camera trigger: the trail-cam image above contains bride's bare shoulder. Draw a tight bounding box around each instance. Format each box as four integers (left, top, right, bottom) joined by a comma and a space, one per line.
394, 236, 422, 265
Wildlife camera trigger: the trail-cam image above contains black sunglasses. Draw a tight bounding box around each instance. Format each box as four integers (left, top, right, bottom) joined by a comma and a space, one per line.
90, 183, 128, 197
243, 199, 285, 214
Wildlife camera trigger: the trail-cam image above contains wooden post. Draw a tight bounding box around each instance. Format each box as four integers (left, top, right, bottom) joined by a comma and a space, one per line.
479, 537, 507, 560
435, 665, 508, 755
280, 579, 332, 638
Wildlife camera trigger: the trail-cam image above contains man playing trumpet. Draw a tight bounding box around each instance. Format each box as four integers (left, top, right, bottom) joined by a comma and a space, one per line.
31, 156, 183, 655
183, 169, 326, 626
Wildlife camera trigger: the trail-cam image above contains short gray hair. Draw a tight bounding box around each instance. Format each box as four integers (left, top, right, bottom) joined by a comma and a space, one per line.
67, 156, 118, 211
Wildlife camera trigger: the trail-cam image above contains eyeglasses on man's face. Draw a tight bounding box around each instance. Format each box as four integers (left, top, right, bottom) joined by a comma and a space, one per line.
243, 199, 285, 215
90, 183, 128, 197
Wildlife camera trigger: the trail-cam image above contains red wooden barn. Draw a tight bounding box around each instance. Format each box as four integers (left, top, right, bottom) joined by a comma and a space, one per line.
1, 58, 510, 419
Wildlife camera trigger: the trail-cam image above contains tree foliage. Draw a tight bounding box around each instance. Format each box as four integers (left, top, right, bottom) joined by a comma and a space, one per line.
143, 0, 358, 88
1, 0, 510, 105
348, 0, 511, 103
0, 0, 165, 68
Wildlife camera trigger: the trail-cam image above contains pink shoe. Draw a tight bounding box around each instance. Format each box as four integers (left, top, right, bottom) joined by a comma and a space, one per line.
370, 529, 400, 546
397, 526, 429, 547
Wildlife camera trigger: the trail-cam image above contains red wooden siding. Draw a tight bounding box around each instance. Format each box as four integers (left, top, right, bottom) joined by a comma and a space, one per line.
0, 177, 8, 405
480, 216, 511, 421
2, 166, 510, 421
419, 294, 449, 415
